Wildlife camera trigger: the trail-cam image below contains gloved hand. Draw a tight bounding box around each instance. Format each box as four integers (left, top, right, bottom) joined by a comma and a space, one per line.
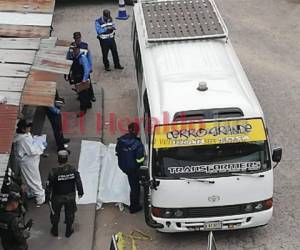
42, 141, 48, 148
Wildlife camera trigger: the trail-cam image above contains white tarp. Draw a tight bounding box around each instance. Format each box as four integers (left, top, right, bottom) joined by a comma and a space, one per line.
77, 141, 130, 207
77, 140, 104, 204
97, 144, 130, 208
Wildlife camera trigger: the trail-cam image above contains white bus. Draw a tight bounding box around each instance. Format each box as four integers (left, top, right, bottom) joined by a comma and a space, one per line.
132, 0, 282, 232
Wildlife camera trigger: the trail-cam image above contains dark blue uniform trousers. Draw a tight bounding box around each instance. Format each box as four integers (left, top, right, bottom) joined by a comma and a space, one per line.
126, 169, 140, 210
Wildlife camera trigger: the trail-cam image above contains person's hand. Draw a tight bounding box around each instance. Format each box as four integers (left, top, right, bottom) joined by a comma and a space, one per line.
78, 195, 83, 199
64, 74, 69, 81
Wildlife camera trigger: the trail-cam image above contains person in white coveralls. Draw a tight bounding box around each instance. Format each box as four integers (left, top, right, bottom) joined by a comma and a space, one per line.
13, 120, 46, 205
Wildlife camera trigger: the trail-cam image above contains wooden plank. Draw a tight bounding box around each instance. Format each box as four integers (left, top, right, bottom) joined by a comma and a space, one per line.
0, 91, 22, 105
0, 38, 40, 50
0, 12, 53, 26
0, 77, 26, 92
0, 0, 55, 14
0, 49, 36, 64
32, 56, 72, 74
0, 25, 50, 38
0, 64, 30, 77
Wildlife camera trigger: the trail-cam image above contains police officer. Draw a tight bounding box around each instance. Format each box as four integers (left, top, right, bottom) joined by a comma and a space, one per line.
67, 32, 96, 102
116, 123, 145, 213
0, 191, 31, 250
45, 150, 83, 238
69, 45, 92, 117
95, 9, 124, 71
45, 98, 70, 152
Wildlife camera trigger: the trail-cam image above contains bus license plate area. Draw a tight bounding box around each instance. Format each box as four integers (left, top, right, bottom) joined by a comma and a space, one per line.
204, 221, 222, 230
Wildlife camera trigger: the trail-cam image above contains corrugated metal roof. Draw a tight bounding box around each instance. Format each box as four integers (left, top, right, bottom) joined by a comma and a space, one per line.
21, 80, 56, 107
0, 24, 50, 38
0, 154, 10, 186
0, 0, 55, 14
0, 38, 40, 50
0, 0, 55, 38
0, 0, 73, 181
0, 105, 18, 154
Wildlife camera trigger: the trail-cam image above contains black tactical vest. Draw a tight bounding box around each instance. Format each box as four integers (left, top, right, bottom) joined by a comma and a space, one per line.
70, 54, 84, 84
52, 165, 77, 196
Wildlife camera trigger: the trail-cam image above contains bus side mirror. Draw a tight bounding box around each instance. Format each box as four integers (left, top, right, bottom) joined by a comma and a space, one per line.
272, 148, 282, 163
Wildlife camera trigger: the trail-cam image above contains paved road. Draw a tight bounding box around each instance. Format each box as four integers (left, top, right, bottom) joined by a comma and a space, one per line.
53, 0, 300, 249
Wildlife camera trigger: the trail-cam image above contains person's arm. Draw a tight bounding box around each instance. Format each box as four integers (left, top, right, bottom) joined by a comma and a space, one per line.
48, 106, 60, 115
79, 54, 90, 81
45, 172, 53, 203
21, 135, 44, 155
135, 141, 145, 165
87, 50, 93, 71
75, 171, 84, 197
95, 18, 107, 35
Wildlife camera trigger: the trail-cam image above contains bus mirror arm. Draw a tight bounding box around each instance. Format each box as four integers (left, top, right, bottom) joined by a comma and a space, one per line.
272, 147, 282, 168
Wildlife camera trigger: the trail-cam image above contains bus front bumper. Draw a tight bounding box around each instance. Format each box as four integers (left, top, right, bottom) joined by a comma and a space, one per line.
151, 208, 273, 233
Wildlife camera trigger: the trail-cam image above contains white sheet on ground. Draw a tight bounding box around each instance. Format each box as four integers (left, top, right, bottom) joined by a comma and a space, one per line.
77, 140, 104, 204
76, 141, 130, 207
97, 144, 130, 208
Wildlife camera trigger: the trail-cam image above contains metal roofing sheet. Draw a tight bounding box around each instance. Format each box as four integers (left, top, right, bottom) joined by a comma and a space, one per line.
0, 105, 18, 154
0, 49, 36, 64
0, 25, 50, 38
0, 92, 22, 106
0, 78, 26, 92
0, 64, 31, 78
32, 57, 72, 74
0, 38, 40, 50
28, 69, 59, 82
21, 80, 56, 107
0, 0, 55, 14
0, 12, 52, 26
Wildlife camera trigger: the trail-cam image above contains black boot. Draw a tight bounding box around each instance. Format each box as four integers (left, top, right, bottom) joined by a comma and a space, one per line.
65, 224, 74, 238
51, 225, 58, 236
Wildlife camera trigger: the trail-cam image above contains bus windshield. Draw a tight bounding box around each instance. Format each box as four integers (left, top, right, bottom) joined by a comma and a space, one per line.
152, 141, 271, 178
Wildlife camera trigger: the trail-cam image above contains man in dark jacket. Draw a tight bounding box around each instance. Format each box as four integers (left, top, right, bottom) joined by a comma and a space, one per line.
0, 192, 31, 250
116, 123, 145, 213
69, 45, 92, 117
67, 32, 96, 102
45, 150, 84, 237
45, 98, 70, 152
95, 9, 124, 71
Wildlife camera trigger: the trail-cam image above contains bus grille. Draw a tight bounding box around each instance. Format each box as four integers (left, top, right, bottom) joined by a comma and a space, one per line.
183, 205, 243, 218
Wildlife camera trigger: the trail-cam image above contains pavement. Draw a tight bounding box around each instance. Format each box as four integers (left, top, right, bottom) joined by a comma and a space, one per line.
2, 0, 299, 249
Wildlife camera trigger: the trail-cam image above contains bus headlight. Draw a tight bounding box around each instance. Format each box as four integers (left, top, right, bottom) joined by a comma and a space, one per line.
244, 204, 253, 213
163, 209, 173, 218
174, 209, 184, 218
254, 203, 263, 211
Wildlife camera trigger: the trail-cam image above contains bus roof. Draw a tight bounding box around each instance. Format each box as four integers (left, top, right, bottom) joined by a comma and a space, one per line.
133, 1, 264, 123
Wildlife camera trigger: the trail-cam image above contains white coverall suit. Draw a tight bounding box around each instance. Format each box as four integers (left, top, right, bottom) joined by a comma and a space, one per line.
13, 132, 45, 204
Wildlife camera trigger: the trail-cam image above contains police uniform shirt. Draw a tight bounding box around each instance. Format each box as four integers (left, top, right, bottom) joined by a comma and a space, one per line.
47, 164, 83, 197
